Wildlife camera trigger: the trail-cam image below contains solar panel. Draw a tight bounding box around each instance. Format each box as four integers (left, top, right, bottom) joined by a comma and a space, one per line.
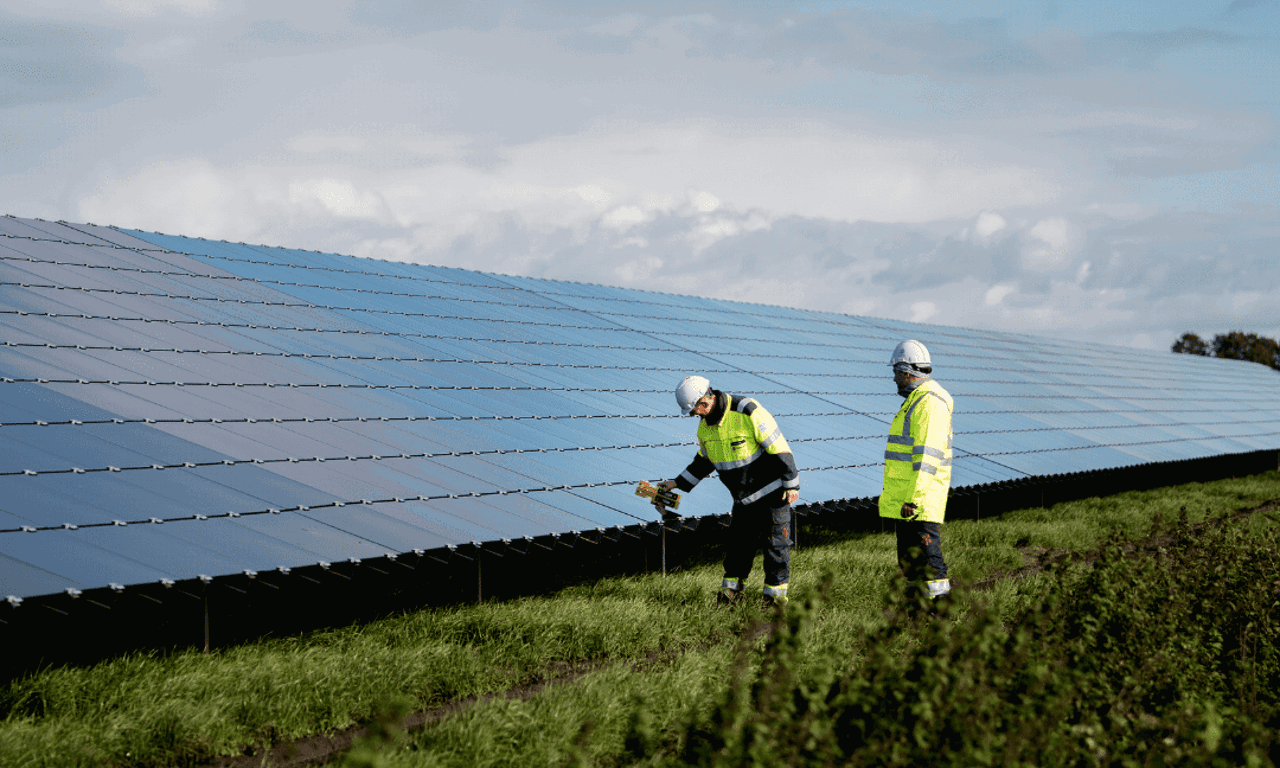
2, 214, 1279, 602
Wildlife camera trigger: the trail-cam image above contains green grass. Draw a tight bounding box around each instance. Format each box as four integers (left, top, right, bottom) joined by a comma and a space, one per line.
2, 471, 1278, 767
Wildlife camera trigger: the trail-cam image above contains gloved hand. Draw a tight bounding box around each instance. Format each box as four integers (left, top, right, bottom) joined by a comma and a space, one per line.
650, 480, 681, 517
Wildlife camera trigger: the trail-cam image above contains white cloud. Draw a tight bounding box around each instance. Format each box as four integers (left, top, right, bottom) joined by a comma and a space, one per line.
574, 185, 613, 208
71, 120, 1068, 264
688, 217, 742, 252
601, 205, 650, 231
974, 211, 1007, 238
1021, 216, 1079, 272
614, 256, 664, 281
984, 284, 1016, 306
1005, 285, 1134, 332
687, 189, 721, 213
287, 178, 388, 220
77, 158, 268, 241
1232, 291, 1261, 309
686, 210, 771, 253
1029, 217, 1071, 250
470, 121, 1064, 226
910, 301, 938, 323
104, 0, 218, 16
1075, 261, 1091, 283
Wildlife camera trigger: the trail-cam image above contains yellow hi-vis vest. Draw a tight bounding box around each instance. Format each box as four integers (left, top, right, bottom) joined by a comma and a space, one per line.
677, 394, 799, 506
879, 379, 953, 523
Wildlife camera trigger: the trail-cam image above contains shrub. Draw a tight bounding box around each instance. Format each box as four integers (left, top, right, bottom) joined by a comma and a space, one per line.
654, 511, 1280, 766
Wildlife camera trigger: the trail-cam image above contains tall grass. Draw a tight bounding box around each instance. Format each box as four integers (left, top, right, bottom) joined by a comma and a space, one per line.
2, 471, 1278, 767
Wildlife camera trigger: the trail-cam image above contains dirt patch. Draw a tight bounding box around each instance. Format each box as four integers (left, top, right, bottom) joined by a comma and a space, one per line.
202, 499, 1280, 768
202, 652, 686, 768
968, 499, 1280, 591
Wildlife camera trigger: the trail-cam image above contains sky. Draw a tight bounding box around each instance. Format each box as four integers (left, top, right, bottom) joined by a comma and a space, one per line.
1, 0, 1277, 351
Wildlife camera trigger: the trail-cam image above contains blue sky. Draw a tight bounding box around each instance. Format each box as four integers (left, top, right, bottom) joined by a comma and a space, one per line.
1, 0, 1276, 350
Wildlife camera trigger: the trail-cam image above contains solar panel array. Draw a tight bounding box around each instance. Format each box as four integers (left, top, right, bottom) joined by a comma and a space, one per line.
3, 214, 1279, 603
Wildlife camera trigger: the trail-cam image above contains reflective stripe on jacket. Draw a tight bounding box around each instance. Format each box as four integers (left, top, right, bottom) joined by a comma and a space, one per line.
675, 393, 799, 505
879, 379, 953, 523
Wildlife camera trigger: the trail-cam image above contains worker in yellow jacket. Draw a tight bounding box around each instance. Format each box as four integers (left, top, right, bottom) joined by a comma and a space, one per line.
880, 340, 954, 600
659, 375, 799, 607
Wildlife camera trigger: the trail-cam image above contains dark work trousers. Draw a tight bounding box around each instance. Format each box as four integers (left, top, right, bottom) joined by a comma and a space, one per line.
895, 519, 947, 583
724, 497, 792, 587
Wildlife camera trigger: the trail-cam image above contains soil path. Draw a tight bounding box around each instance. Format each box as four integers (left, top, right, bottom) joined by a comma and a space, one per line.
969, 499, 1280, 591
202, 652, 683, 768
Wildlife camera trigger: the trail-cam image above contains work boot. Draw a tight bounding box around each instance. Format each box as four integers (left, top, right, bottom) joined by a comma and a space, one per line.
717, 590, 743, 606
717, 577, 744, 606
762, 582, 789, 610
762, 594, 789, 610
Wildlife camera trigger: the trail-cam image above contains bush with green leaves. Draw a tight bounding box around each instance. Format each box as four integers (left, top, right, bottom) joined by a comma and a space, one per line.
658, 510, 1280, 767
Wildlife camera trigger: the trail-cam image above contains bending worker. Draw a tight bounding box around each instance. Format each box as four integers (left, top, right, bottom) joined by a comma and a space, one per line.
658, 376, 800, 607
881, 340, 955, 600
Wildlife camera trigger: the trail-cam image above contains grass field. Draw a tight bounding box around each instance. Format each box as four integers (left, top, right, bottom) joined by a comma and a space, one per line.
2, 471, 1279, 767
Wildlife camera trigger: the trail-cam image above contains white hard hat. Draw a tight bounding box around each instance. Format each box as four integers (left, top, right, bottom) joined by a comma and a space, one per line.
675, 375, 712, 415
889, 340, 932, 373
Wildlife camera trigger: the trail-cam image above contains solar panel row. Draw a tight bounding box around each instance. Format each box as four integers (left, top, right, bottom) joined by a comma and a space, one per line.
2, 214, 1278, 602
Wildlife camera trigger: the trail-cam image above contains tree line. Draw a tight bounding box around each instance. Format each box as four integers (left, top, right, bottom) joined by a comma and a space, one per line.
1172, 330, 1280, 370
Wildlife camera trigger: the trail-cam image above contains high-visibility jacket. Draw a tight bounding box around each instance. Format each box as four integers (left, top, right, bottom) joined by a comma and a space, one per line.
879, 379, 953, 523
675, 392, 799, 506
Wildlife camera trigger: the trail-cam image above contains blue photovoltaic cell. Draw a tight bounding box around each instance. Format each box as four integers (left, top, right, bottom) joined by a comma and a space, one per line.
1, 214, 1278, 599
1, 529, 173, 587
0, 551, 79, 597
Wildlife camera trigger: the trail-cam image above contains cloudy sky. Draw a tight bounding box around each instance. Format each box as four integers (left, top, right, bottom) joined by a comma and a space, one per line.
2, 0, 1277, 350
